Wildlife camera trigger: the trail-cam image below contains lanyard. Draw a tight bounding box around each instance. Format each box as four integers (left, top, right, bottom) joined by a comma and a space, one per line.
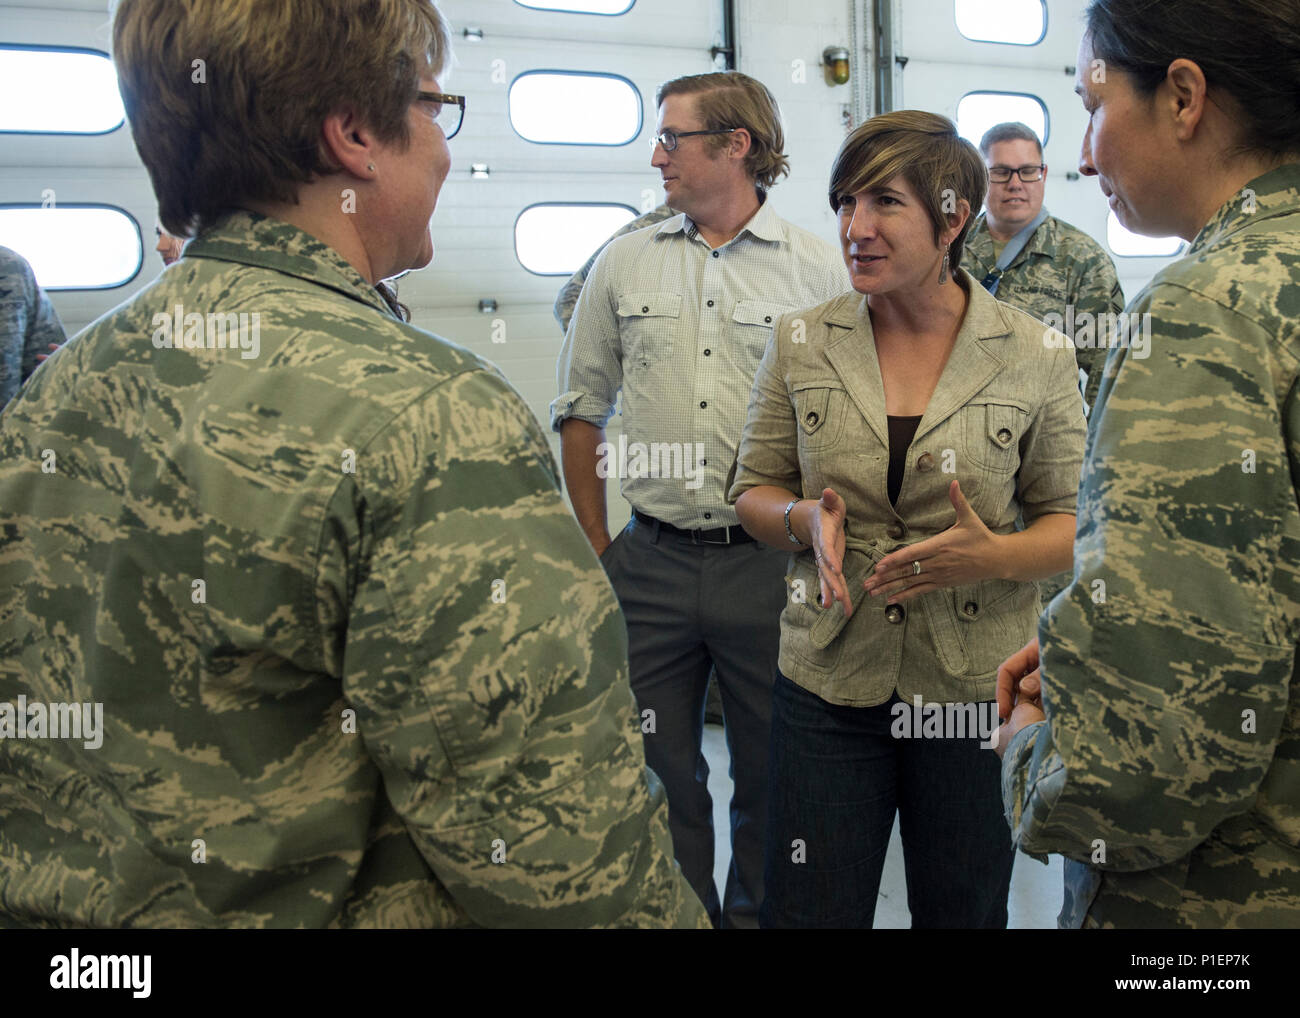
980, 208, 1049, 295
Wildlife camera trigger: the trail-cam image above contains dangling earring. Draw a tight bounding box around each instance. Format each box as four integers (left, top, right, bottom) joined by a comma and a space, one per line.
938, 250, 949, 284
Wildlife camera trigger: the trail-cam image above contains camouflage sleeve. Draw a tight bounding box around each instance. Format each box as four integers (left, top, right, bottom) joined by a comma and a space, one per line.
1068, 244, 1124, 411
553, 254, 596, 336
1002, 283, 1295, 870
21, 278, 66, 382
330, 366, 708, 928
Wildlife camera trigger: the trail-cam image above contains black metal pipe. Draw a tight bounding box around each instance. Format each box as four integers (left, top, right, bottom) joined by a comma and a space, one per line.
710, 0, 737, 69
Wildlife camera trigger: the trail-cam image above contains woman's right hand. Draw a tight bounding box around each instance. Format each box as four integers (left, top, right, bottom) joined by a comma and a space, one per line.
801, 487, 852, 617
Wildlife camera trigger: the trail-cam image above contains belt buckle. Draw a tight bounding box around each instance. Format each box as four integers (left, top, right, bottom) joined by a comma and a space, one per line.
695, 526, 732, 546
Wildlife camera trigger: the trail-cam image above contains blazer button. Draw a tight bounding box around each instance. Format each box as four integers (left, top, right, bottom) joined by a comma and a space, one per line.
885, 604, 905, 624
885, 522, 905, 539
963, 601, 979, 617
997, 428, 1013, 444
916, 452, 934, 472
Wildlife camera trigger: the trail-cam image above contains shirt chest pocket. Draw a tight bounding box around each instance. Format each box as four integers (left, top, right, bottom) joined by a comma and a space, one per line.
617, 291, 682, 370
731, 299, 783, 363
964, 397, 1031, 475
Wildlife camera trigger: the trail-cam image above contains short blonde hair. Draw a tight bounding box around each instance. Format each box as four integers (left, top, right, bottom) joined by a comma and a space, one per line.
829, 110, 987, 267
656, 72, 790, 191
112, 0, 451, 237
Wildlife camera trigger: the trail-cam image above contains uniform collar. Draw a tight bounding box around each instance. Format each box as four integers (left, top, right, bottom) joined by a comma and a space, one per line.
655, 190, 785, 245
184, 210, 397, 318
971, 209, 1055, 261
1189, 162, 1300, 255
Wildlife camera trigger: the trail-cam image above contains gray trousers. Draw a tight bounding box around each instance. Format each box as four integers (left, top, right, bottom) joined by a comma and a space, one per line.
601, 514, 787, 928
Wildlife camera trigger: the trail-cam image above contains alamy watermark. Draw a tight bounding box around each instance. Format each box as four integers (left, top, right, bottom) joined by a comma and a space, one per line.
596, 436, 706, 490
890, 695, 999, 749
0, 695, 103, 749
1042, 308, 1152, 359
50, 950, 150, 998
151, 303, 261, 360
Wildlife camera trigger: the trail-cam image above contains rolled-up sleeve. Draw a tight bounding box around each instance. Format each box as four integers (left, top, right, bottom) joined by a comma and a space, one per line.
1017, 330, 1086, 521
550, 247, 623, 432
727, 311, 801, 503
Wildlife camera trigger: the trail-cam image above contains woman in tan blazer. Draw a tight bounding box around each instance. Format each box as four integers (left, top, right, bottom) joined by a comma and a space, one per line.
729, 111, 1086, 927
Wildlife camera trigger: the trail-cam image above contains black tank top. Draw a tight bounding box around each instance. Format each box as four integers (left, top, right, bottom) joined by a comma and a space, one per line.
886, 415, 923, 507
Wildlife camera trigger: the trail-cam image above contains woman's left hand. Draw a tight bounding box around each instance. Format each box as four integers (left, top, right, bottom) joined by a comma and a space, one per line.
863, 479, 1003, 603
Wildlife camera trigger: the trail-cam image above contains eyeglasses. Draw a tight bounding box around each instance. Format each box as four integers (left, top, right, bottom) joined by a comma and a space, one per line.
416, 91, 465, 140
649, 127, 736, 152
988, 164, 1045, 183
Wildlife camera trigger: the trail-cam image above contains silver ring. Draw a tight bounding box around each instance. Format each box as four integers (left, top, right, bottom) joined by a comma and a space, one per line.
912, 560, 922, 576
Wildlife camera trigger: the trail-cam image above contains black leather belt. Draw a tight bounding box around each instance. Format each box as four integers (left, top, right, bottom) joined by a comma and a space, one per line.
632, 509, 755, 545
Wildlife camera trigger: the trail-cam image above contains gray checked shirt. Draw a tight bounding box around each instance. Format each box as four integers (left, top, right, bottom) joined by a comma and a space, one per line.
551, 197, 848, 530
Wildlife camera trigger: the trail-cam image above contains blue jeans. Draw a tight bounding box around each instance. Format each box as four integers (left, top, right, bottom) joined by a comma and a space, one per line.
760, 673, 1014, 928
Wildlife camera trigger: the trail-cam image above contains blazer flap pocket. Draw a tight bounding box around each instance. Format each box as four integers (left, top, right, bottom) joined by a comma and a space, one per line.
617, 292, 682, 319
970, 398, 1031, 451
792, 382, 841, 436
731, 299, 783, 327
808, 549, 877, 649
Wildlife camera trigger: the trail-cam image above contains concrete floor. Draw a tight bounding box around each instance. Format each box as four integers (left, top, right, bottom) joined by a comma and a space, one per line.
701, 722, 1064, 928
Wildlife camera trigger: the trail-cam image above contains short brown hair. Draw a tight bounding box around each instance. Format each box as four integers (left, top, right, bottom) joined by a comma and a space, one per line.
655, 72, 789, 190
112, 0, 451, 237
979, 121, 1043, 160
828, 110, 987, 268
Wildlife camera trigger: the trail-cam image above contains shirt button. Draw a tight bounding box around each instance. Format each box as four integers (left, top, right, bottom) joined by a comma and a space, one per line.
707, 300, 714, 307
701, 458, 707, 466
712, 251, 720, 258
963, 601, 979, 617
641, 305, 649, 313
885, 604, 905, 624
703, 348, 712, 356
805, 411, 819, 426
997, 428, 1013, 444
704, 512, 712, 520
886, 522, 905, 539
916, 452, 934, 472
764, 315, 772, 323
700, 401, 708, 409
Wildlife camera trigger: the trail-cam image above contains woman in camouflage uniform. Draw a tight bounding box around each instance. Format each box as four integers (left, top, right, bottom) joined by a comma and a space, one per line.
998, 0, 1300, 928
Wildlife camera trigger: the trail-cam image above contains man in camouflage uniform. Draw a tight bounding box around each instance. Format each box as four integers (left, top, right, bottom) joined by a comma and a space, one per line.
0, 210, 709, 928
553, 203, 675, 334
0, 245, 66, 407
963, 123, 1123, 412
999, 163, 1300, 927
